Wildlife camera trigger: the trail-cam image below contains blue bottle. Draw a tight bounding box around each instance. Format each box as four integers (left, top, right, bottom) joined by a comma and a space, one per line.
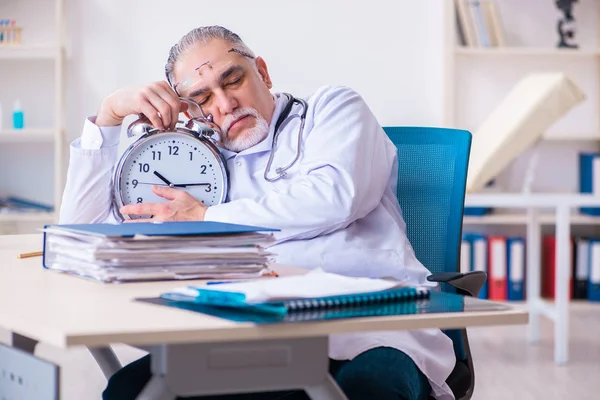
13, 100, 24, 129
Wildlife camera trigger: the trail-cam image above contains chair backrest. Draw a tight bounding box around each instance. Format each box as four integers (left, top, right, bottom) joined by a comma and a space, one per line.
382, 126, 472, 362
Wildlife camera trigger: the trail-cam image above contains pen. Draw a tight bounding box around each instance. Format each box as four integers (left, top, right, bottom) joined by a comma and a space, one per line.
206, 280, 238, 285
18, 251, 43, 259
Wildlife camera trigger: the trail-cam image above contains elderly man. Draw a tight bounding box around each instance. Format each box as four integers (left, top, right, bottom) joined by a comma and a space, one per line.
60, 26, 456, 400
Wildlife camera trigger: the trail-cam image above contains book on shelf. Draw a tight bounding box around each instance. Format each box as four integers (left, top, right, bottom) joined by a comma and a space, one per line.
0, 196, 53, 214
454, 0, 506, 48
462, 232, 600, 302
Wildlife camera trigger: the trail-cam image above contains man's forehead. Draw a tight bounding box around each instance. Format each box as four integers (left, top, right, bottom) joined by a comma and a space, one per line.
174, 41, 247, 79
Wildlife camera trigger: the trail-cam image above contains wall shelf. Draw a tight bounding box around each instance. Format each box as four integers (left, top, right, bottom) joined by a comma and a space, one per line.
0, 44, 59, 60
0, 129, 56, 143
463, 212, 600, 225
0, 211, 55, 223
455, 47, 600, 57
0, 0, 65, 234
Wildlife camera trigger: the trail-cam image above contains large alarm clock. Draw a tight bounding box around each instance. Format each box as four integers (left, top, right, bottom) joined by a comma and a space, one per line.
112, 114, 229, 221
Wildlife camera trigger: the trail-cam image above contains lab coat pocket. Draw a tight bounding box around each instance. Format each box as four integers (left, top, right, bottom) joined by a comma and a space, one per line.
319, 248, 408, 281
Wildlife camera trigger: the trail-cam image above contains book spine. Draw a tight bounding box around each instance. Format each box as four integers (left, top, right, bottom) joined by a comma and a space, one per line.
284, 287, 430, 312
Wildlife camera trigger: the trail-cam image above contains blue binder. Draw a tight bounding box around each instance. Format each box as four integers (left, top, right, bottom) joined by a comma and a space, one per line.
43, 221, 279, 238
507, 237, 525, 301
463, 233, 488, 299
588, 239, 600, 302
136, 289, 454, 325
579, 153, 600, 216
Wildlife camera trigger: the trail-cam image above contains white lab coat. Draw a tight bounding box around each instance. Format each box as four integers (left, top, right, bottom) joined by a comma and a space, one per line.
59, 85, 456, 399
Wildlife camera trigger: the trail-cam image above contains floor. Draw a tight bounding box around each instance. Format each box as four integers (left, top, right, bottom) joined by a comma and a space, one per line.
2, 302, 599, 399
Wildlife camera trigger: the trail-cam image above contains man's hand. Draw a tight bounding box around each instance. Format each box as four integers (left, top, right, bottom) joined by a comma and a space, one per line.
120, 186, 207, 222
96, 81, 188, 130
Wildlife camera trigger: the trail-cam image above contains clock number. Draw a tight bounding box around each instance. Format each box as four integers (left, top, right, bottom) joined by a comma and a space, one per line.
189, 152, 193, 161
137, 197, 143, 203
205, 184, 212, 193
139, 163, 150, 173
152, 151, 162, 161
132, 179, 138, 188
168, 146, 179, 156
200, 165, 207, 174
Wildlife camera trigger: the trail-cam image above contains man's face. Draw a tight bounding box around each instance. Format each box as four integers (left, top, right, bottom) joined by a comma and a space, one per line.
172, 39, 275, 151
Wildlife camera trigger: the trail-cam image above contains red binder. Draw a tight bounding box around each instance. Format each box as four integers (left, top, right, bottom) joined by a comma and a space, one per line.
488, 236, 507, 301
541, 236, 573, 299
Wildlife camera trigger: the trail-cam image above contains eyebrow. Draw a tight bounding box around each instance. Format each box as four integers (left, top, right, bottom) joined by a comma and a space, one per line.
187, 65, 245, 98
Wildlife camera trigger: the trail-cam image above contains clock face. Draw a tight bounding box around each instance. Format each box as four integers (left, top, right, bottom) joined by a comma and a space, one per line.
116, 131, 227, 219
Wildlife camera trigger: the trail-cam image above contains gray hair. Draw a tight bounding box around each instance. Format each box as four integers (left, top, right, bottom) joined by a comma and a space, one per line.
165, 26, 255, 87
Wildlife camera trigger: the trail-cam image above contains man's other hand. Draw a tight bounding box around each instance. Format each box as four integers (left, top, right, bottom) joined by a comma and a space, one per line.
120, 185, 207, 222
96, 81, 188, 129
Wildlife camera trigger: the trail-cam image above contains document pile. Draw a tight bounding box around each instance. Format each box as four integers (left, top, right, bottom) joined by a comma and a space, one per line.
139, 269, 432, 323
42, 221, 278, 283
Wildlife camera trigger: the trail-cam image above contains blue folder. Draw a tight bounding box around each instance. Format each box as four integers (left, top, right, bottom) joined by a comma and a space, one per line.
462, 233, 488, 299
588, 239, 600, 302
43, 221, 279, 238
579, 153, 600, 216
136, 290, 465, 324
507, 237, 525, 301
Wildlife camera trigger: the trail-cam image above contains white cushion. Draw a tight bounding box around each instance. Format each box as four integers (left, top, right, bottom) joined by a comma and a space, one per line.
466, 72, 585, 193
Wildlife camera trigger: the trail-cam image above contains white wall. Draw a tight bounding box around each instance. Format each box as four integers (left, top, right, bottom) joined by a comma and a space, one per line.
64, 0, 446, 144
1, 0, 446, 209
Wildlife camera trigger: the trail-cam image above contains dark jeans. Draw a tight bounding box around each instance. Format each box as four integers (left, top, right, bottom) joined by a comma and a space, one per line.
102, 346, 432, 400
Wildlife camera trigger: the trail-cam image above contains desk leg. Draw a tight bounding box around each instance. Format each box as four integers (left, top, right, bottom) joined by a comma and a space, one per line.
138, 345, 176, 400
526, 208, 542, 344
88, 346, 123, 380
305, 374, 348, 400
11, 332, 37, 354
554, 205, 571, 365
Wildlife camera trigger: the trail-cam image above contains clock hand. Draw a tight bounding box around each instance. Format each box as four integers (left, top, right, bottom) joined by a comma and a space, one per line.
132, 181, 169, 186
153, 171, 174, 187
172, 183, 211, 187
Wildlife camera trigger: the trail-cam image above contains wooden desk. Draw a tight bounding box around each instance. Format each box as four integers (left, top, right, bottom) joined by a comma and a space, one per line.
0, 234, 528, 400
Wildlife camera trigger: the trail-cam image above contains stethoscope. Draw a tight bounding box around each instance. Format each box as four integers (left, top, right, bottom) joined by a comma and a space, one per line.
264, 93, 308, 182
183, 92, 308, 183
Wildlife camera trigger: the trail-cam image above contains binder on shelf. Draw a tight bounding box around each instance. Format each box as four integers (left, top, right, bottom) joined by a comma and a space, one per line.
507, 237, 525, 301
463, 233, 488, 299
588, 240, 600, 302
460, 239, 471, 273
155, 269, 430, 317
488, 236, 507, 301
541, 236, 573, 299
578, 153, 600, 216
573, 238, 589, 299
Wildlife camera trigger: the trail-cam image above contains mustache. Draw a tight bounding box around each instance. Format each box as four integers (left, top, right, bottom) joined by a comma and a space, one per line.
221, 108, 259, 135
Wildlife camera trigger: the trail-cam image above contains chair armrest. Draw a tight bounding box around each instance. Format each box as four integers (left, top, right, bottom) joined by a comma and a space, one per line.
427, 271, 487, 297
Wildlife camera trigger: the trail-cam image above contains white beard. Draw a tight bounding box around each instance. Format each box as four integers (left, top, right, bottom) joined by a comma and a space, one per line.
221, 108, 269, 152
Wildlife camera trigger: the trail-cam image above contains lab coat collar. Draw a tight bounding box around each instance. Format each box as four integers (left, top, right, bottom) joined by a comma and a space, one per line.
218, 93, 288, 160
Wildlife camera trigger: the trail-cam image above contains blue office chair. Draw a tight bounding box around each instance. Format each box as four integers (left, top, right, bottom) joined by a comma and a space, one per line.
382, 126, 486, 400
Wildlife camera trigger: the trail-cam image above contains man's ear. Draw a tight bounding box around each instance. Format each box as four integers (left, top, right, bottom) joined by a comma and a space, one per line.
255, 57, 273, 89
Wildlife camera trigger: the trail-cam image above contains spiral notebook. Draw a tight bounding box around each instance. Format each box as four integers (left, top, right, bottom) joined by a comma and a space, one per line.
140, 269, 431, 319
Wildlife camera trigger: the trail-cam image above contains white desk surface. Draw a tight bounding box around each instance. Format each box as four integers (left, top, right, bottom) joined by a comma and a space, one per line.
0, 234, 527, 349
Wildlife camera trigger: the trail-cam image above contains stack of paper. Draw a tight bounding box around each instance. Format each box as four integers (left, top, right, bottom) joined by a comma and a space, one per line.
157, 269, 430, 316
42, 221, 278, 283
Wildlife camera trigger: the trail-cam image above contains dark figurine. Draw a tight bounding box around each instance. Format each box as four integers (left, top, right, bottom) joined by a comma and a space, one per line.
556, 0, 579, 48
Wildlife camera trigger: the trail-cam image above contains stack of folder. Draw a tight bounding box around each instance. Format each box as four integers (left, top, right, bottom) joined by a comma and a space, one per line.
139, 269, 432, 323
42, 221, 278, 283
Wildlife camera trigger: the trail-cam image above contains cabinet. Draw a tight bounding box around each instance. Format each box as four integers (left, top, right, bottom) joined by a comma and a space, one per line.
0, 0, 65, 233
444, 0, 600, 226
